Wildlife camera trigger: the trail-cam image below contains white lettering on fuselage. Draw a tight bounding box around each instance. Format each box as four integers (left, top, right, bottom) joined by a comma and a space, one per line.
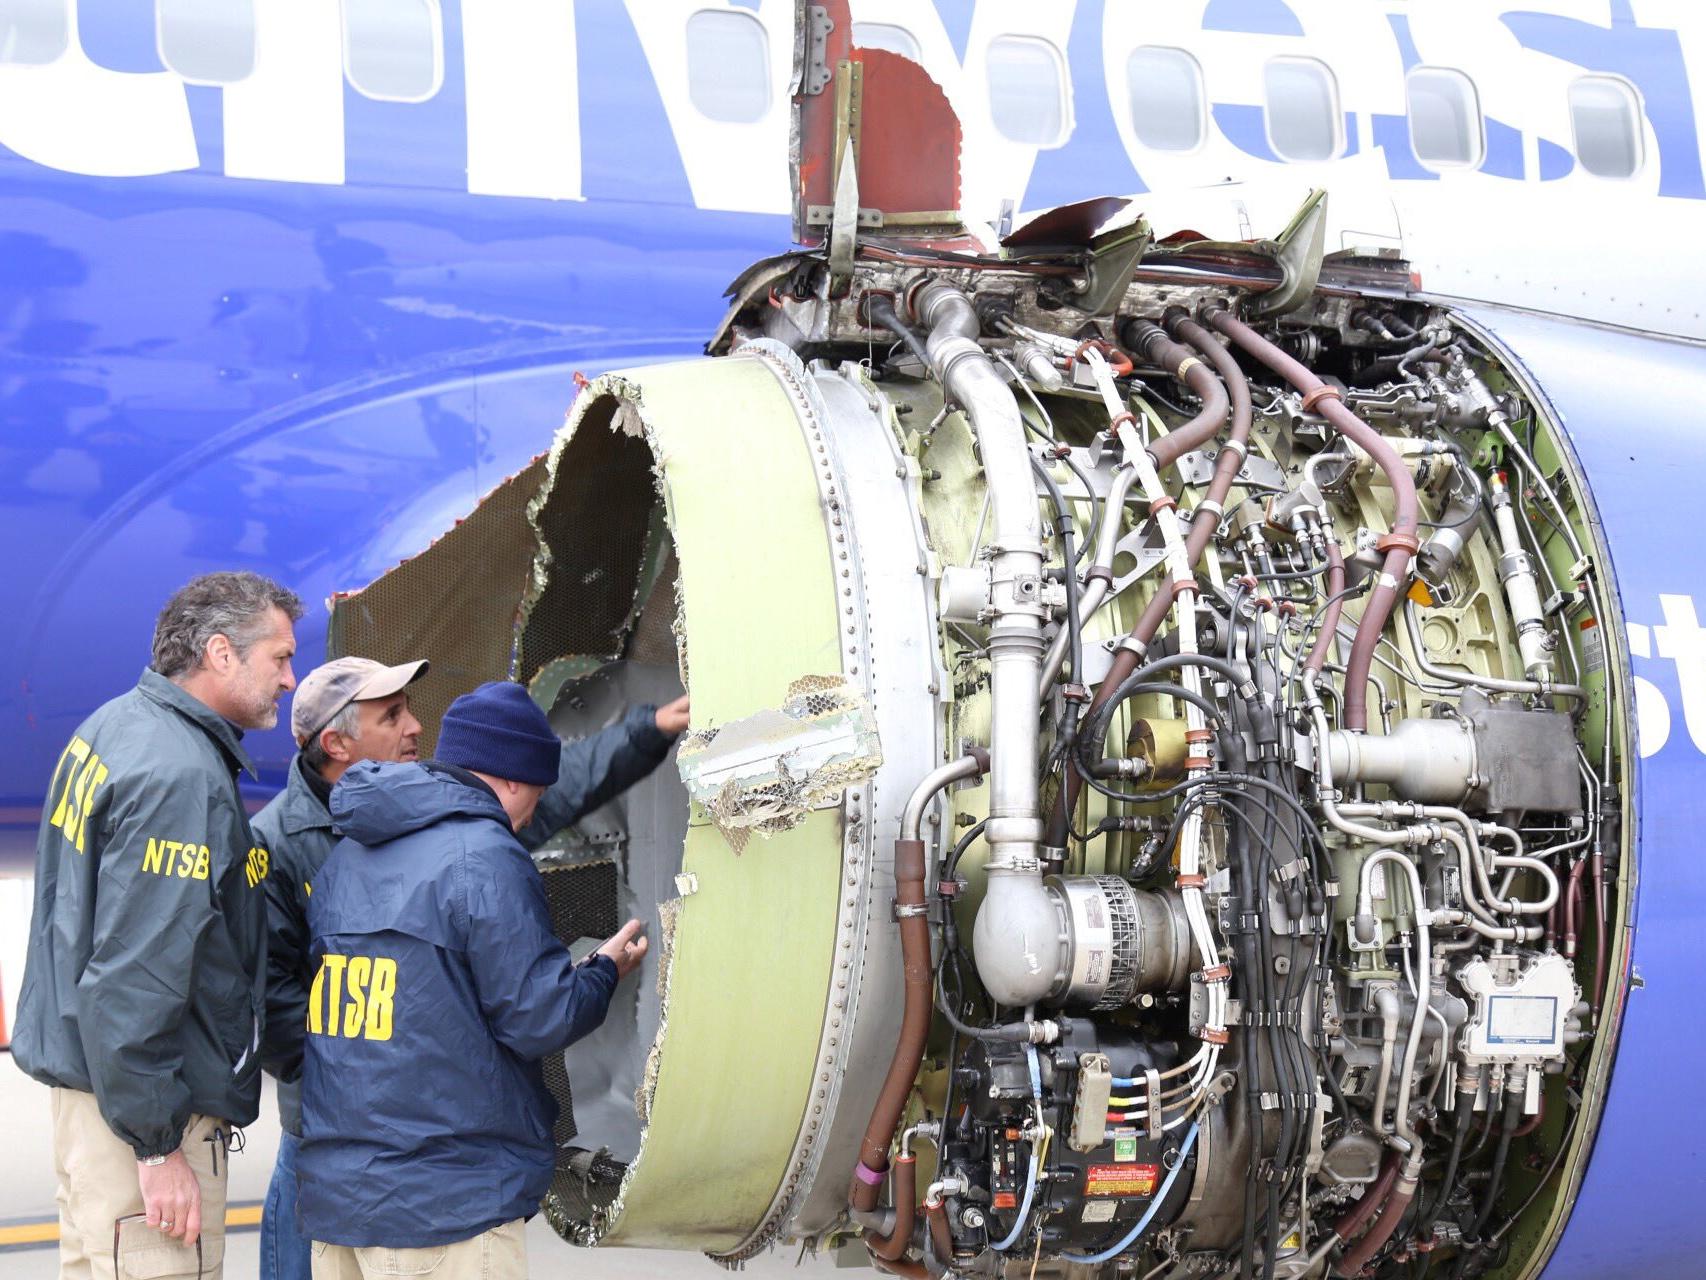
1627, 594, 1706, 760
2, 3, 1698, 212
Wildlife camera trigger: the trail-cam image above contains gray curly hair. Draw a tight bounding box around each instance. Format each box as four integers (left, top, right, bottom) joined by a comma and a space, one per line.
151, 572, 304, 680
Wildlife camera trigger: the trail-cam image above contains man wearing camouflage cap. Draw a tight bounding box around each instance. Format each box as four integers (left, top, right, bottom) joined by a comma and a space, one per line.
255, 657, 687, 1280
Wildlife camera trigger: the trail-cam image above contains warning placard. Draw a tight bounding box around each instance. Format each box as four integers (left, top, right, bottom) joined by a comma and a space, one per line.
1084, 1162, 1159, 1197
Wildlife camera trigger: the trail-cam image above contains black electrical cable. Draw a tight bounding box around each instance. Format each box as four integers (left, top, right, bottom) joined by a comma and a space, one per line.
1058, 450, 1104, 569
1447, 1090, 1525, 1279
1418, 445, 1488, 531
942, 817, 989, 885
1415, 1091, 1477, 1255
1139, 377, 1200, 419
864, 293, 933, 370
1077, 677, 1225, 764
1032, 455, 1086, 688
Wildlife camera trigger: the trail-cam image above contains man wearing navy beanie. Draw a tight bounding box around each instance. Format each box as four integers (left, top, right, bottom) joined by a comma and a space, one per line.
294, 681, 685, 1280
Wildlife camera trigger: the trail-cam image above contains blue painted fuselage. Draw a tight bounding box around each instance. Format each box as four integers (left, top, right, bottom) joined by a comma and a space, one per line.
4, 5, 1706, 1274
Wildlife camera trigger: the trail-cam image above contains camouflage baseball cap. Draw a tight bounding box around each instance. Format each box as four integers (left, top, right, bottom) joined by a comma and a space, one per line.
291, 656, 429, 746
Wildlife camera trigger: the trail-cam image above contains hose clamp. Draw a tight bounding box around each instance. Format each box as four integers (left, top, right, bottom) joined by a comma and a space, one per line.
1301, 384, 1343, 413
1377, 530, 1422, 554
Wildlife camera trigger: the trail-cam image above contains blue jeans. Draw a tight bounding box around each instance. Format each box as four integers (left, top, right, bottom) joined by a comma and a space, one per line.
261, 1130, 313, 1280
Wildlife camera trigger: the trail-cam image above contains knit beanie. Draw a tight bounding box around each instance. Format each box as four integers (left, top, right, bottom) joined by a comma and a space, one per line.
435, 682, 561, 786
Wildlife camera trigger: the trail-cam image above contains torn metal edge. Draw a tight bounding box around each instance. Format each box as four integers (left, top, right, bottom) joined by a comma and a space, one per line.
677, 674, 883, 852
516, 375, 658, 681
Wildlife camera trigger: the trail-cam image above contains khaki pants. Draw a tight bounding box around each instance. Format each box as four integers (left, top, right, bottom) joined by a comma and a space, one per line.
310, 1220, 527, 1280
51, 1087, 230, 1280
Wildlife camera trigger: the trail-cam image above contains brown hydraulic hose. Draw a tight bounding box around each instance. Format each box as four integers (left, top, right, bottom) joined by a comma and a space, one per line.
1334, 1178, 1416, 1276
1511, 1093, 1547, 1139
1563, 859, 1586, 957
852, 837, 933, 1213
1044, 312, 1241, 846
872, 1258, 929, 1280
925, 1198, 954, 1263
1118, 315, 1232, 470
1207, 308, 1420, 732
1307, 540, 1348, 674
1329, 1152, 1400, 1249
1591, 850, 1607, 1024
866, 1156, 918, 1261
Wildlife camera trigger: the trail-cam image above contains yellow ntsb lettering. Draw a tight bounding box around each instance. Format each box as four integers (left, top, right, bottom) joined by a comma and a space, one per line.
307, 953, 397, 1043
141, 837, 210, 880
244, 845, 270, 888
47, 737, 109, 854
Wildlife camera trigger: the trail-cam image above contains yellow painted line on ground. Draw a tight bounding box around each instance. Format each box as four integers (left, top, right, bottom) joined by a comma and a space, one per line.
0, 1221, 58, 1247
0, 1202, 263, 1249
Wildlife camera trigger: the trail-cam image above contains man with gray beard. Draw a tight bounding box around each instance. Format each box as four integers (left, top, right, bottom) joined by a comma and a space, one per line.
13, 571, 302, 1279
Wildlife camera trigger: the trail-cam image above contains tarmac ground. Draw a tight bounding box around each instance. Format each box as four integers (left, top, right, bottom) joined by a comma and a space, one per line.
0, 1052, 844, 1277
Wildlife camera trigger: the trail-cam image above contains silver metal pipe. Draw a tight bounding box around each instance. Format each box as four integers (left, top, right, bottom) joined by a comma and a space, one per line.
1037, 464, 1137, 694
1488, 471, 1555, 682
1371, 984, 1401, 1143
917, 281, 1058, 1008
1403, 599, 1583, 700
901, 754, 986, 841
1358, 850, 1432, 1153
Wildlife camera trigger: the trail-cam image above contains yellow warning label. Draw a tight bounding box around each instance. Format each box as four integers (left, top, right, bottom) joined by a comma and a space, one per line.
1084, 1162, 1159, 1197
1408, 579, 1435, 608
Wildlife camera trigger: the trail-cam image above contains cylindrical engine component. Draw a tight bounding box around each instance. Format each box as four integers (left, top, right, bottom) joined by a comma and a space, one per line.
1128, 716, 1189, 785
1326, 718, 1477, 803
1488, 470, 1556, 681
1047, 877, 1196, 1009
1015, 341, 1063, 390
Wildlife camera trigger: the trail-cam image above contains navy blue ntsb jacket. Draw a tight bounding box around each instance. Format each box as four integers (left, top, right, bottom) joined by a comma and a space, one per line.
296, 761, 619, 1247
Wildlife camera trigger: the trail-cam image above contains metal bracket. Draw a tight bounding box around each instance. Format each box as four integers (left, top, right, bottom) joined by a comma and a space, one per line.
829, 139, 859, 291
1251, 189, 1330, 318
828, 59, 863, 292
1055, 226, 1152, 317
1174, 448, 1287, 492
804, 206, 963, 230
802, 4, 834, 96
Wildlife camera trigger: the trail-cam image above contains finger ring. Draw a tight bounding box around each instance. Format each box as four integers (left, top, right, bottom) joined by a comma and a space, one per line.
162, 1220, 174, 1228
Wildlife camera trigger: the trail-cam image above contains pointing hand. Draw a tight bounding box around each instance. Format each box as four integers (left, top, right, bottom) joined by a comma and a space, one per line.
596, 919, 649, 980
654, 696, 690, 737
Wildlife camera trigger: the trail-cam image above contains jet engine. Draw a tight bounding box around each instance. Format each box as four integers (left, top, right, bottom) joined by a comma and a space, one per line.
330, 239, 1624, 1280
323, 10, 1626, 1277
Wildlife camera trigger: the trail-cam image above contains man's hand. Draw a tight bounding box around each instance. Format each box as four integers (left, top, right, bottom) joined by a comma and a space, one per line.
596, 919, 649, 979
138, 1149, 202, 1246
654, 696, 690, 737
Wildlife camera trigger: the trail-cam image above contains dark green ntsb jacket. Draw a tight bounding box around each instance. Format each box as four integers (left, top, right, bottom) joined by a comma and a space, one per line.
13, 669, 271, 1158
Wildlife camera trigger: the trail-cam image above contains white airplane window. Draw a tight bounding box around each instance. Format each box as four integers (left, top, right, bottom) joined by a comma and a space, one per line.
157, 0, 256, 85
1407, 67, 1483, 168
852, 21, 920, 63
1262, 57, 1341, 163
343, 0, 443, 104
986, 35, 1069, 148
1125, 46, 1206, 152
1569, 75, 1644, 179
0, 0, 67, 65
684, 9, 771, 124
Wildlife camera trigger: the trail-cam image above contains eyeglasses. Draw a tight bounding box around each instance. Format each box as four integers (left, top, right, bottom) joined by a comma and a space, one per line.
113, 1213, 203, 1279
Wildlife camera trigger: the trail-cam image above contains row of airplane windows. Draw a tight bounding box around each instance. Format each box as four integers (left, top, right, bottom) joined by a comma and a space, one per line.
0, 1, 1648, 183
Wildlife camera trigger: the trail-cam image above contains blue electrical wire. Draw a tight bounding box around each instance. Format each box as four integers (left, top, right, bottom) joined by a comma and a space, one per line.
1056, 1121, 1202, 1265
990, 1045, 1044, 1252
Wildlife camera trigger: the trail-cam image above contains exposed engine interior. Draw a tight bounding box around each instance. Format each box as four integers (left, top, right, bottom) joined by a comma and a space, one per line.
328, 201, 1626, 1277
701, 243, 1623, 1280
